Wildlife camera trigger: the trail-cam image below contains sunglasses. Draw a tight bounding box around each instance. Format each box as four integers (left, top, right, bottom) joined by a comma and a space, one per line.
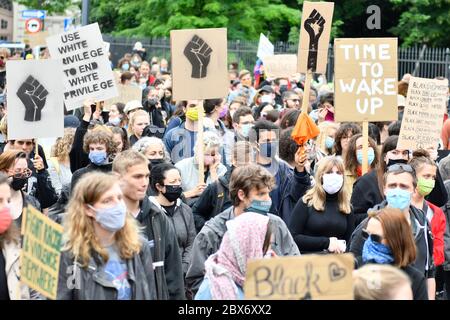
362, 229, 383, 243
386, 164, 413, 173
8, 168, 32, 179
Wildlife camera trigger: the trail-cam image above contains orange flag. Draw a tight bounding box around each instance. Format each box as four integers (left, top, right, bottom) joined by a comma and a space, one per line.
291, 112, 320, 147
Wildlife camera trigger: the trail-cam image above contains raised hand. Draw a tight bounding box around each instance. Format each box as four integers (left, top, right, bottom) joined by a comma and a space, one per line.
304, 9, 326, 72
183, 35, 213, 79
17, 75, 48, 122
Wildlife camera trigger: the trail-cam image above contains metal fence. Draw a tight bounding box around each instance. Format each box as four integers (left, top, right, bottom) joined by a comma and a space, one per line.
104, 35, 450, 81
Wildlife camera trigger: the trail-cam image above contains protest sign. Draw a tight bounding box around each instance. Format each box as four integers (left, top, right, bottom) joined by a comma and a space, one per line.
297, 1, 334, 74
7, 59, 64, 140
245, 253, 354, 300
257, 33, 274, 61
397, 76, 449, 150
104, 84, 142, 109
170, 28, 228, 101
20, 206, 64, 300
46, 23, 118, 110
263, 54, 297, 78
334, 38, 398, 122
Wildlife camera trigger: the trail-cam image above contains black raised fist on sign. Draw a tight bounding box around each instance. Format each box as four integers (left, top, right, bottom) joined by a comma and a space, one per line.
304, 9, 326, 72
183, 35, 213, 79
17, 75, 48, 122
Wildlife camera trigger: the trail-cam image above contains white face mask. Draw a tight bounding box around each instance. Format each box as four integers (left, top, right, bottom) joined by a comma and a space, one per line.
322, 173, 343, 195
260, 95, 273, 104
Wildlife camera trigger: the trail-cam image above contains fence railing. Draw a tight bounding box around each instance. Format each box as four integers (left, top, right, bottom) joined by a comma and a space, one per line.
104, 35, 450, 82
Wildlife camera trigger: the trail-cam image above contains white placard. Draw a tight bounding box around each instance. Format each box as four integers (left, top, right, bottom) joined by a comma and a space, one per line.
7, 59, 64, 140
46, 23, 118, 110
257, 33, 274, 61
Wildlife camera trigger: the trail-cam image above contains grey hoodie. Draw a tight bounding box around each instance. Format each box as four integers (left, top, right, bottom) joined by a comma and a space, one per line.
185, 206, 300, 294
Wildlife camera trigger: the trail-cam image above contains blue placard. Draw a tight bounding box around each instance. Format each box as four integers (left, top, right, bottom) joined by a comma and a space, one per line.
22, 10, 46, 19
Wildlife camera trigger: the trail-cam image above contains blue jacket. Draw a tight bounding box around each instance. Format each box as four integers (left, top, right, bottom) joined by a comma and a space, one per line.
195, 278, 244, 300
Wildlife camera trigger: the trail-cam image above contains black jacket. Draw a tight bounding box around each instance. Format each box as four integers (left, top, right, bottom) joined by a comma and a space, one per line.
70, 163, 113, 192
136, 196, 185, 300
57, 240, 157, 300
349, 200, 435, 279
192, 169, 232, 232
402, 265, 429, 300
69, 119, 90, 173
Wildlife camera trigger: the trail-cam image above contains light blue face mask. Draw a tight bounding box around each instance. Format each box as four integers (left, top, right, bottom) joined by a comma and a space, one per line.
109, 117, 121, 126
385, 188, 412, 211
244, 199, 272, 215
88, 202, 127, 232
325, 136, 335, 149
241, 123, 253, 138
89, 150, 107, 166
357, 148, 375, 166
122, 63, 130, 71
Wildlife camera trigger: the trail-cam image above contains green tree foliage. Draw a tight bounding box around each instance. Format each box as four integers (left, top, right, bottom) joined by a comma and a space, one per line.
17, 0, 75, 14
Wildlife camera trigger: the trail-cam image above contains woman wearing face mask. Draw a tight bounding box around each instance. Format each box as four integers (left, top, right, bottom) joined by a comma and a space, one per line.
409, 150, 446, 295
0, 173, 39, 300
128, 110, 150, 147
0, 151, 41, 225
361, 208, 428, 300
351, 135, 410, 226
107, 103, 126, 128
334, 122, 361, 157
110, 127, 129, 154
175, 131, 227, 205
149, 164, 196, 281
343, 134, 379, 197
314, 121, 339, 168
70, 130, 116, 192
289, 156, 354, 254
57, 172, 157, 300
132, 136, 170, 168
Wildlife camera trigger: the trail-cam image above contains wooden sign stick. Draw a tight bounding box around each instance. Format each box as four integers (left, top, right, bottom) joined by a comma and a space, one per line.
362, 120, 369, 175
197, 100, 205, 184
297, 70, 313, 154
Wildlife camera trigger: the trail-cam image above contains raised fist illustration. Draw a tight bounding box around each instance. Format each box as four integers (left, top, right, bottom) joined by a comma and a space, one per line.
304, 9, 326, 72
184, 35, 213, 79
17, 75, 48, 122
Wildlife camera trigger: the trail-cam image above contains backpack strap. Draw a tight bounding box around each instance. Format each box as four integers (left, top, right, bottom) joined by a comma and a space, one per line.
213, 178, 226, 218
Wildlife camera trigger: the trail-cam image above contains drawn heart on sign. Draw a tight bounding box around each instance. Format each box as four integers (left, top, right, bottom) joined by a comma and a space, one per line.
329, 262, 346, 282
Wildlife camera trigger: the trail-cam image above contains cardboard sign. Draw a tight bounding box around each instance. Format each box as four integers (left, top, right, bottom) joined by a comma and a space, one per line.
104, 84, 142, 109
297, 1, 334, 74
263, 54, 297, 78
20, 206, 64, 300
24, 31, 49, 48
257, 33, 274, 60
334, 38, 398, 122
7, 59, 64, 140
171, 28, 228, 101
245, 253, 354, 300
397, 77, 449, 150
46, 23, 118, 110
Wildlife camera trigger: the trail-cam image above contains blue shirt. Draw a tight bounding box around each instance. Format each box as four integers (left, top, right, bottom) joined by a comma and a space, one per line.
104, 245, 131, 300
163, 124, 197, 163
195, 278, 244, 300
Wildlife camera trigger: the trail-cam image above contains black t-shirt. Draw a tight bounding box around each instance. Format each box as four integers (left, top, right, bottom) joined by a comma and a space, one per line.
0, 250, 9, 300
162, 204, 176, 217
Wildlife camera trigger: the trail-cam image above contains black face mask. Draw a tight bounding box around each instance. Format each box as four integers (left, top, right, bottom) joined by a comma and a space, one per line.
11, 177, 27, 191
150, 158, 165, 166
386, 158, 408, 168
162, 185, 183, 202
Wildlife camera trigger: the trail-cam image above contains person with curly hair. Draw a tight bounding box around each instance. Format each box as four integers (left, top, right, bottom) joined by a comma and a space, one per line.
48, 128, 75, 195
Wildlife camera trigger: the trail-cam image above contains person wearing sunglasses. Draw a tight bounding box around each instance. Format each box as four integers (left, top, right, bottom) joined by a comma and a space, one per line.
350, 162, 436, 299
360, 208, 428, 300
0, 151, 41, 229
281, 90, 302, 111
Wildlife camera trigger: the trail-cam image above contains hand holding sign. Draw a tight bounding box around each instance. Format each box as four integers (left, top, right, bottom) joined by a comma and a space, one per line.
184, 35, 213, 79
17, 75, 48, 122
304, 9, 326, 72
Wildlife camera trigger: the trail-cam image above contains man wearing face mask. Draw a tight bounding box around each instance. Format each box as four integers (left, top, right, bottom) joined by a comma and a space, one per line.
251, 120, 294, 217
186, 164, 300, 295
112, 150, 185, 300
164, 101, 205, 163
349, 164, 435, 298
70, 130, 115, 192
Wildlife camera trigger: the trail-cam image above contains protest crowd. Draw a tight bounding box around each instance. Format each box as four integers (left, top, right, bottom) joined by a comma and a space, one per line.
1, 4, 450, 302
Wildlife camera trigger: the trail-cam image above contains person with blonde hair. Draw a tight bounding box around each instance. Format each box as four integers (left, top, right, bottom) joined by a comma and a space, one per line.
289, 156, 354, 254
353, 264, 413, 300
48, 128, 75, 195
128, 110, 150, 146
313, 121, 340, 167
57, 172, 157, 300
